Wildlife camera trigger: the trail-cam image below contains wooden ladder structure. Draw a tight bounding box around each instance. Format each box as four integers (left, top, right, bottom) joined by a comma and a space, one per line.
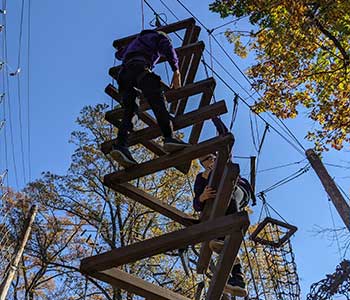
80, 18, 250, 300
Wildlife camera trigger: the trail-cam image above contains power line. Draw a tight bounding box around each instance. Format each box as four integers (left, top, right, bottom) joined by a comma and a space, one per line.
174, 0, 306, 153
27, 0, 32, 181
2, 1, 19, 188
327, 198, 343, 260
335, 181, 350, 203
0, 9, 8, 186
145, 0, 306, 157
158, 0, 179, 21
324, 163, 350, 170
16, 0, 26, 184
200, 60, 305, 156
259, 164, 310, 194
256, 159, 306, 174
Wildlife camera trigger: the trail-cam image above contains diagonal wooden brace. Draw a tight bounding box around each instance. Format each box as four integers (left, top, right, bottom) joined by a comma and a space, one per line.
197, 162, 239, 274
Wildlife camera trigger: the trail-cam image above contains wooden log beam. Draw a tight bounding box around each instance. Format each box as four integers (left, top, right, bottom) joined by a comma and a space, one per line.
113, 18, 196, 49
104, 134, 234, 185
180, 26, 201, 72
196, 150, 232, 274
197, 163, 240, 274
170, 87, 217, 174
179, 27, 202, 87
188, 90, 213, 145
87, 268, 190, 300
182, 24, 200, 46
109, 182, 198, 227
104, 78, 216, 119
175, 46, 204, 116
306, 149, 350, 231
138, 112, 158, 127
105, 84, 123, 105
102, 100, 227, 154
80, 211, 249, 273
171, 26, 202, 114
205, 230, 248, 300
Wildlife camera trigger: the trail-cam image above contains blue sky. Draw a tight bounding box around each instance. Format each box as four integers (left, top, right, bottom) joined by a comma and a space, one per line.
1, 0, 349, 297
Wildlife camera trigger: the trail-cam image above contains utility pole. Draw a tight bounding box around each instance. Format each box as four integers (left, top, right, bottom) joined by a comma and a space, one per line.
306, 149, 350, 231
0, 205, 38, 300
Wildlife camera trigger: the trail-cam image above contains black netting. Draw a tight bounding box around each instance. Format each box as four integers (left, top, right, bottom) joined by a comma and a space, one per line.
244, 221, 301, 300
307, 260, 350, 300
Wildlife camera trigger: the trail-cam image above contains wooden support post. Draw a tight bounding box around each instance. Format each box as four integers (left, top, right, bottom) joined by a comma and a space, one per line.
80, 212, 249, 273
306, 149, 350, 231
194, 282, 205, 300
170, 25, 201, 114
188, 89, 214, 145
175, 46, 205, 116
104, 134, 234, 185
250, 156, 256, 194
182, 24, 200, 47
109, 183, 198, 227
205, 230, 247, 300
199, 146, 233, 223
89, 268, 191, 300
0, 205, 38, 300
197, 163, 240, 274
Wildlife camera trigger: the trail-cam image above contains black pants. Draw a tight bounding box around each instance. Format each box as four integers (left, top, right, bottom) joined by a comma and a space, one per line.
116, 61, 173, 146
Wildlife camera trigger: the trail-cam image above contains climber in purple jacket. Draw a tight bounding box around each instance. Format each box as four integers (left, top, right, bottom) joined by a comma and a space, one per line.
193, 153, 255, 298
111, 30, 190, 167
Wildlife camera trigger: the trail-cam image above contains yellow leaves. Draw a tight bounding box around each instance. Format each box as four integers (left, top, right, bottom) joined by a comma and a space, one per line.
251, 101, 267, 114
234, 39, 248, 58
212, 0, 350, 150
225, 30, 248, 58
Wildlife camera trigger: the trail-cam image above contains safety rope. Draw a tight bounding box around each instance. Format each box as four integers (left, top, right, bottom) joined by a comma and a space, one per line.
141, 0, 145, 30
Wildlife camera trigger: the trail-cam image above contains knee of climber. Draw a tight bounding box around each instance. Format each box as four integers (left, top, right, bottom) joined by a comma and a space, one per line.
122, 90, 138, 110
138, 73, 162, 99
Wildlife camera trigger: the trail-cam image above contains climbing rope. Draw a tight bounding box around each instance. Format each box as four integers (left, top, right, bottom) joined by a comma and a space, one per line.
141, 0, 145, 30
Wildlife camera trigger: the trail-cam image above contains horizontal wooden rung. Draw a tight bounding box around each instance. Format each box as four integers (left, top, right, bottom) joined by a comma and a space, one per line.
103, 100, 227, 154
104, 77, 216, 119
86, 268, 191, 300
113, 18, 196, 49
80, 211, 249, 273
103, 134, 234, 185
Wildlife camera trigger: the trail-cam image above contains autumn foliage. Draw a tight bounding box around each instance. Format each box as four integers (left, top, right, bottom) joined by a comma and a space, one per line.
210, 0, 350, 151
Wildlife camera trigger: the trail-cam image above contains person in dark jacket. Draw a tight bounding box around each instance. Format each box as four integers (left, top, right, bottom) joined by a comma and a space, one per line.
111, 30, 190, 167
193, 153, 253, 298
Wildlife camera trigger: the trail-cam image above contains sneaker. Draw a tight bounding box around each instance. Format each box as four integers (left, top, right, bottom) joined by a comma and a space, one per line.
209, 239, 224, 254
163, 137, 190, 153
221, 293, 231, 300
224, 276, 248, 298
110, 144, 137, 168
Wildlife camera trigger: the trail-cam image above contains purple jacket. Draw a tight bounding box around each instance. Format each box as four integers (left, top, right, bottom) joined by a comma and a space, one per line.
116, 30, 179, 72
